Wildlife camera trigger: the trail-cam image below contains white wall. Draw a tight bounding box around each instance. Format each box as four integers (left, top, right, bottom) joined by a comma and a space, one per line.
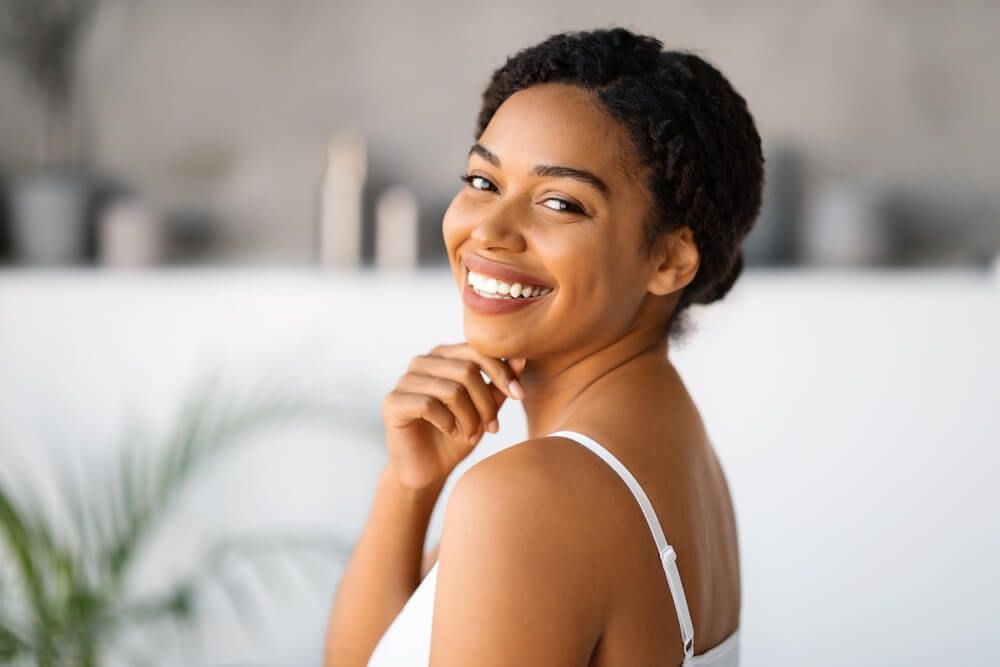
0, 267, 998, 665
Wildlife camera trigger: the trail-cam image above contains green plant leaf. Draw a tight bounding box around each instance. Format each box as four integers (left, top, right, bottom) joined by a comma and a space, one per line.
0, 616, 30, 661
0, 365, 366, 665
0, 480, 54, 642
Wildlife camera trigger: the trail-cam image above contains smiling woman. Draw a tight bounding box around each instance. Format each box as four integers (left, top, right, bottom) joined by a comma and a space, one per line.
324, 26, 762, 667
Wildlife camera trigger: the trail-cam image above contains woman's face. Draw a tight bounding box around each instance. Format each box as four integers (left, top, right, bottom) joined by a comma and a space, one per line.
442, 82, 670, 361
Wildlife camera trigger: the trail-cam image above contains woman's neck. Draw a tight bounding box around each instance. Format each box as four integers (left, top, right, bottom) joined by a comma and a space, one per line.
519, 329, 670, 439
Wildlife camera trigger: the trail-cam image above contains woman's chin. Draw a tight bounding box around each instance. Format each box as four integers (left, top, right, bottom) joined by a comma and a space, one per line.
464, 328, 523, 360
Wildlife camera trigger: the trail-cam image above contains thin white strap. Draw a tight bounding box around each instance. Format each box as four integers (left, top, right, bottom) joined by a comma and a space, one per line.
549, 430, 695, 660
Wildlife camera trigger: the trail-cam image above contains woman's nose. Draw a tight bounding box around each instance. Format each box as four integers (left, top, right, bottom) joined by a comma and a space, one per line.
469, 203, 527, 252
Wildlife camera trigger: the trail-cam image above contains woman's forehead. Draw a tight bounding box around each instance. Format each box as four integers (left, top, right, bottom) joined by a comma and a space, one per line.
477, 84, 639, 185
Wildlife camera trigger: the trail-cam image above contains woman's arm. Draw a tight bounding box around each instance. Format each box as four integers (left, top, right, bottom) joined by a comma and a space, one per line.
323, 343, 524, 665
428, 440, 605, 666
323, 466, 447, 667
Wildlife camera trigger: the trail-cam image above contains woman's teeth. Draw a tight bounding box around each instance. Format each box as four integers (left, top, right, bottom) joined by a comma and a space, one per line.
467, 270, 553, 300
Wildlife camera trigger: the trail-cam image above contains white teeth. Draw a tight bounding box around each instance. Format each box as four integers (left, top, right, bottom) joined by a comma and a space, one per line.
466, 269, 552, 300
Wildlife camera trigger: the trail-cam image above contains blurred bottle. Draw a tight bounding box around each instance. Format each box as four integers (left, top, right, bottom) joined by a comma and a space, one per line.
96, 195, 164, 267
375, 186, 418, 270
319, 129, 367, 268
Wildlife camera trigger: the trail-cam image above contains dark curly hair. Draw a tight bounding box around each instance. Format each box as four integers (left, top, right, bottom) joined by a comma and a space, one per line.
475, 27, 765, 341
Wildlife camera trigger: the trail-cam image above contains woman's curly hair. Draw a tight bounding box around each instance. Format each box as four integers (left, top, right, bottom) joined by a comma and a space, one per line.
475, 27, 765, 341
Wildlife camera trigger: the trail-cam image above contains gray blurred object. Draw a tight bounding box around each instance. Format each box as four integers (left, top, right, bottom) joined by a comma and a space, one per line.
6, 168, 90, 265
375, 185, 419, 270
0, 0, 98, 166
0, 0, 100, 265
743, 142, 805, 266
0, 180, 10, 261
800, 176, 891, 266
880, 188, 1000, 266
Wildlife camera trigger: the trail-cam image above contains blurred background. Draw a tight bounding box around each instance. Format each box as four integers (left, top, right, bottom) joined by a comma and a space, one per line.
0, 1, 997, 666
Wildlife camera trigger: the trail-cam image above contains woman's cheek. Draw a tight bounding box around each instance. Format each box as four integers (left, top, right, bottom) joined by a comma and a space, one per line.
442, 198, 475, 246
441, 202, 465, 257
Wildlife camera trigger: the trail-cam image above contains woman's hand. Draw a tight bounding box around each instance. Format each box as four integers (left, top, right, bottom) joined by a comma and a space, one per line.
382, 343, 526, 491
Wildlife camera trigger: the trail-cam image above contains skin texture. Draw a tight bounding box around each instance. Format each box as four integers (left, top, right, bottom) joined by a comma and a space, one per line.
432, 83, 740, 664
324, 81, 740, 666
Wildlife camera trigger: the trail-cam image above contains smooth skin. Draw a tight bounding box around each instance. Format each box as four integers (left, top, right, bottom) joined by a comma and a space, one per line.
324, 82, 740, 666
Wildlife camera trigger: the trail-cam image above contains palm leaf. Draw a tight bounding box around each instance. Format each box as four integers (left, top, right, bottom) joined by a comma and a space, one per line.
103, 369, 350, 586
0, 611, 31, 662
0, 480, 59, 654
0, 366, 367, 665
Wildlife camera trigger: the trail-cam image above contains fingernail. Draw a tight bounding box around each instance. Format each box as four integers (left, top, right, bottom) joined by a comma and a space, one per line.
509, 380, 525, 400
488, 419, 499, 432
468, 433, 479, 444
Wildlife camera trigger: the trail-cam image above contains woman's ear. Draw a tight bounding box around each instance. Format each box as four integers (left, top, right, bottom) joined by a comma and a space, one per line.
647, 226, 700, 296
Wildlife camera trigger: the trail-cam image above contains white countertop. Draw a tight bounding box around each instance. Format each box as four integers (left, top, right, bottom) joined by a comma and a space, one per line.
0, 267, 997, 666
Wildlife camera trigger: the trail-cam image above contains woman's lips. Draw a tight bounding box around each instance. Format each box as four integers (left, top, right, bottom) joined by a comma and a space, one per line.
461, 252, 553, 289
462, 280, 552, 315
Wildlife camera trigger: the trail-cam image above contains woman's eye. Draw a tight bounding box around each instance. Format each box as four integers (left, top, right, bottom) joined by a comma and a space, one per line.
542, 198, 585, 215
459, 173, 496, 192
460, 173, 585, 216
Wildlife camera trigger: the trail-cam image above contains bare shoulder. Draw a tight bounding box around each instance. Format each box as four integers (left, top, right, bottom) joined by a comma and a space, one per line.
462, 434, 602, 492
428, 437, 611, 665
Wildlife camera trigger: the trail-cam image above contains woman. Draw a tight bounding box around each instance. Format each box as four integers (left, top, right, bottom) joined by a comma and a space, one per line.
324, 26, 763, 666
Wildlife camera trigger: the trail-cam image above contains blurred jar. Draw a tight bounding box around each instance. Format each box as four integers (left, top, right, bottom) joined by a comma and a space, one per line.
800, 178, 891, 266
7, 169, 90, 265
97, 196, 164, 267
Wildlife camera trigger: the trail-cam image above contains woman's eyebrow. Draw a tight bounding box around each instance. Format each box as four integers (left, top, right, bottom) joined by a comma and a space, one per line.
468, 142, 610, 199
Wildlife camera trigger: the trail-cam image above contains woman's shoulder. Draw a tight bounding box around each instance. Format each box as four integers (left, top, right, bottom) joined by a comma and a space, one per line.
453, 433, 632, 527
428, 436, 616, 659
466, 432, 609, 480
440, 433, 637, 586
451, 434, 606, 519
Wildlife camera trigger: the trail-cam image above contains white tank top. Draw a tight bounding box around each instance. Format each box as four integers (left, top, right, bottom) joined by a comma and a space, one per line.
368, 429, 740, 666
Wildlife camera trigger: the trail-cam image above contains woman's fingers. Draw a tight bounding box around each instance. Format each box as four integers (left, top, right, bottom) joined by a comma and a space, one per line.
389, 343, 526, 445
382, 390, 457, 437
407, 356, 502, 435
505, 356, 528, 379
427, 344, 526, 400
418, 344, 526, 436
395, 372, 482, 440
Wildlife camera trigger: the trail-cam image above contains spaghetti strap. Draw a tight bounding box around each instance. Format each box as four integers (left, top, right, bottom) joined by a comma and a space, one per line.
548, 430, 696, 661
